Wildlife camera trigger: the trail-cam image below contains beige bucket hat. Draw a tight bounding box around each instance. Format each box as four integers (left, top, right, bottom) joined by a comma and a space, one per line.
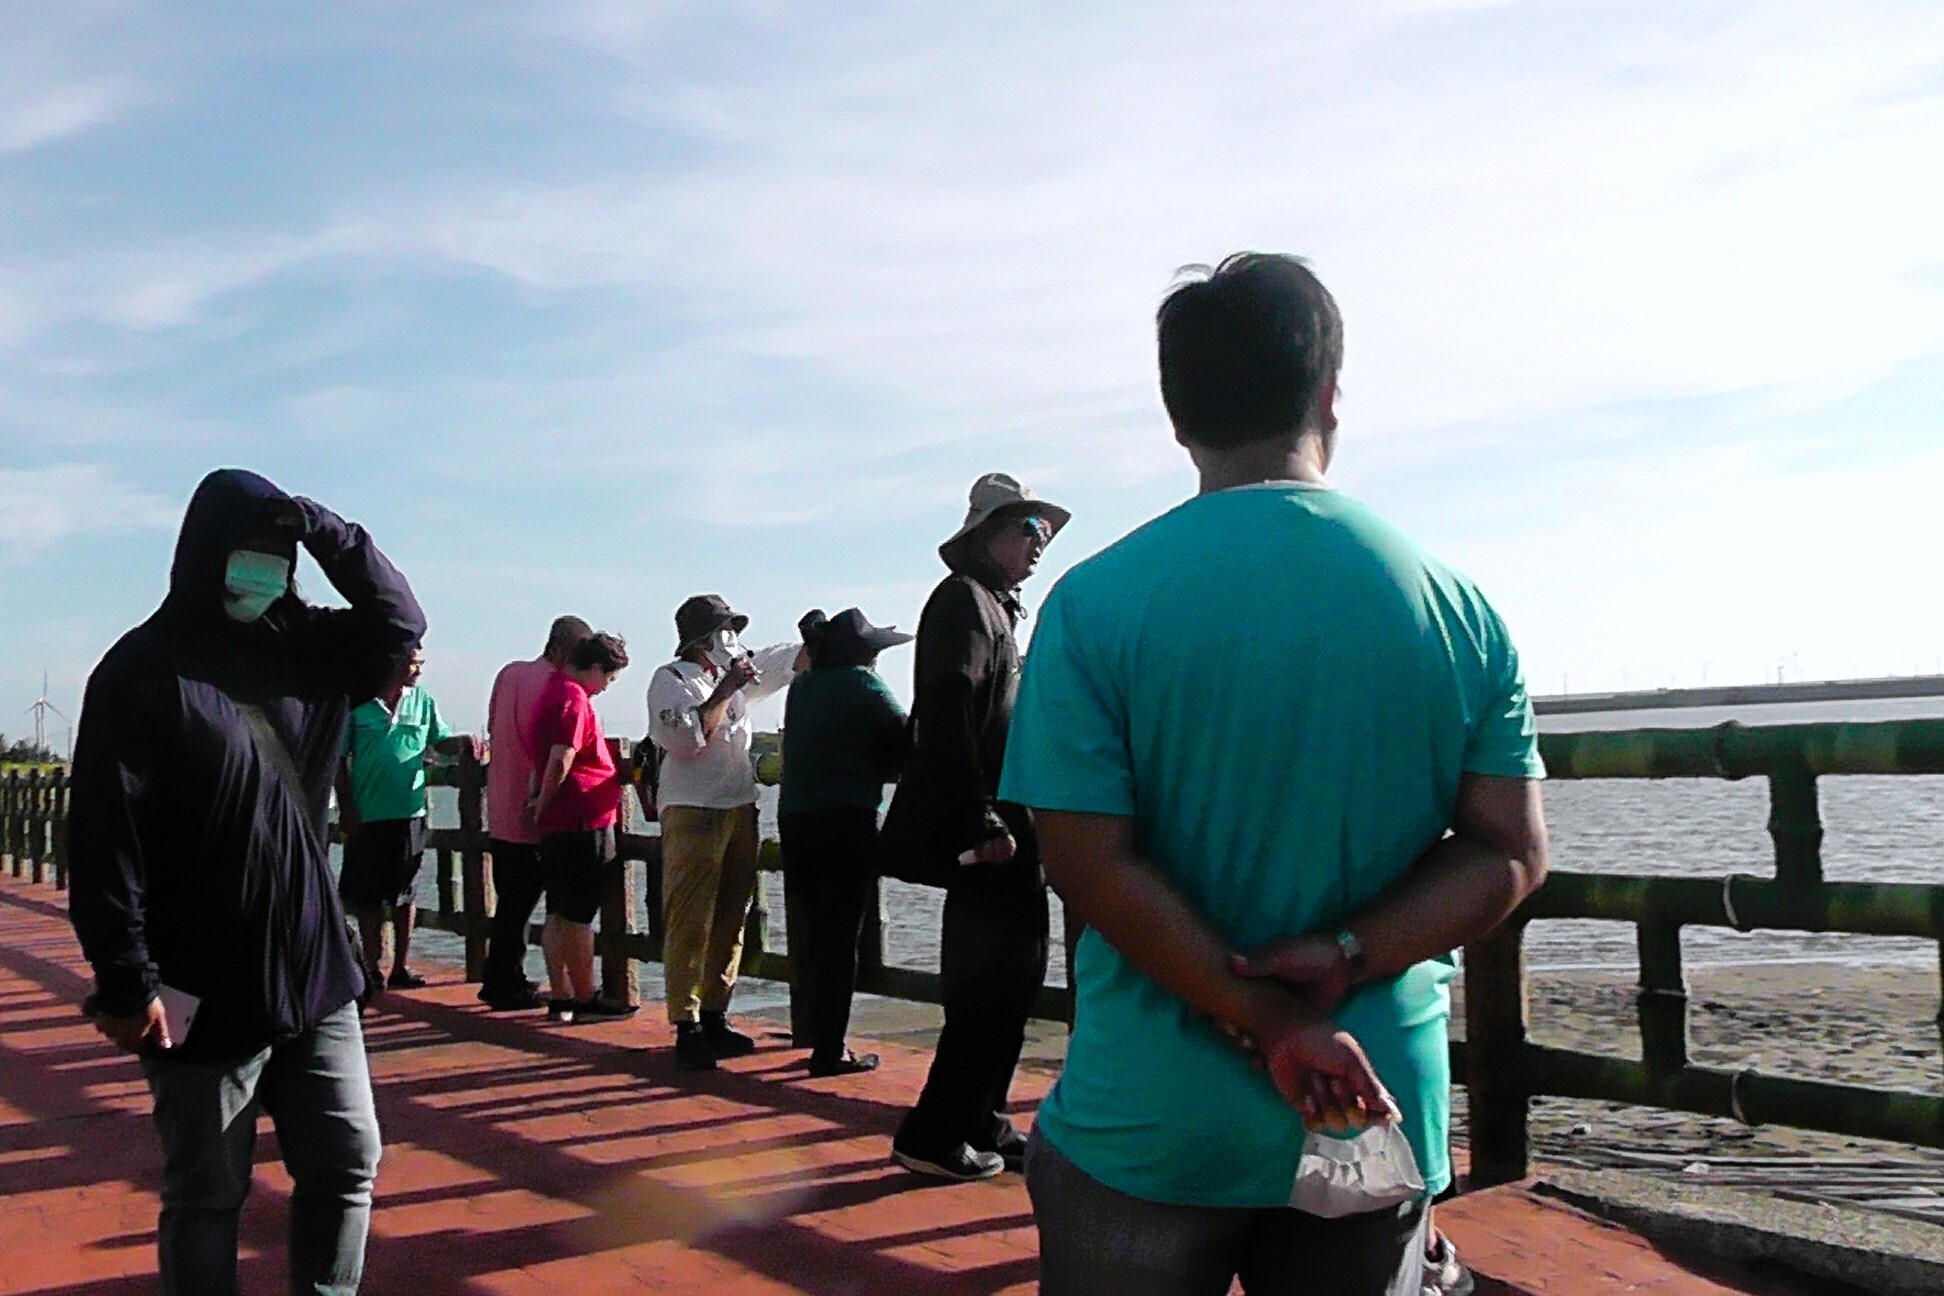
937, 472, 1071, 561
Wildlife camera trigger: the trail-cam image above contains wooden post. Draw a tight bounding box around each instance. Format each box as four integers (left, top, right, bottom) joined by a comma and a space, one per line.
1465, 923, 1532, 1186
641, 834, 665, 959
455, 748, 492, 981
3, 771, 19, 877
9, 771, 25, 880
784, 853, 810, 1047
12, 771, 27, 879
51, 769, 70, 890
743, 868, 771, 974
848, 880, 892, 1046
599, 758, 641, 1008
1636, 920, 1688, 1071
1768, 763, 1823, 890
28, 771, 48, 884
860, 878, 888, 978
435, 847, 457, 918
13, 772, 27, 881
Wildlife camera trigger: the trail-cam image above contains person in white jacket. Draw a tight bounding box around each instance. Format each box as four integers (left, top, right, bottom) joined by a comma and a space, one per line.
647, 594, 806, 1071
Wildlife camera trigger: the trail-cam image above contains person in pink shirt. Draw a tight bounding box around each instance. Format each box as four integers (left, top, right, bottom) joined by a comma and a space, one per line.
479, 615, 591, 1010
528, 631, 635, 1023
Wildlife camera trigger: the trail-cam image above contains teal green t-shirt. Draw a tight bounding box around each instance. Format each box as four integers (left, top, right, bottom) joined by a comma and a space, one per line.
343, 686, 454, 823
779, 667, 909, 817
999, 484, 1544, 1208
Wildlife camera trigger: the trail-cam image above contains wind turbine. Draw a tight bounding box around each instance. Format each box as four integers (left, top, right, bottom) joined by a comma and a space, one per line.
26, 671, 68, 760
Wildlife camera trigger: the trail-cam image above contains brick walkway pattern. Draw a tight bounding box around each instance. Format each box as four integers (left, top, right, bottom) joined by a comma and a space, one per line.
0, 875, 1815, 1295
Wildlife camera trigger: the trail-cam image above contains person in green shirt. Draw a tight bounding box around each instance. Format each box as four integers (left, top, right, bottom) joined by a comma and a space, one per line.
1000, 253, 1550, 1296
779, 608, 914, 1076
336, 646, 478, 996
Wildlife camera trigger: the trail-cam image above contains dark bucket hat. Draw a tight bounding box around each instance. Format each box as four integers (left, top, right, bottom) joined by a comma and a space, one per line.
674, 593, 749, 654
800, 607, 915, 667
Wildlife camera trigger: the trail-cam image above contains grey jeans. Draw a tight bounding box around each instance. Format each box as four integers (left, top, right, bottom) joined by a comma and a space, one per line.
1025, 1126, 1426, 1296
142, 1002, 382, 1296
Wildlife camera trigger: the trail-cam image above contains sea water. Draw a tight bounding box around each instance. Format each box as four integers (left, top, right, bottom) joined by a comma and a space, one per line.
406, 697, 1944, 1007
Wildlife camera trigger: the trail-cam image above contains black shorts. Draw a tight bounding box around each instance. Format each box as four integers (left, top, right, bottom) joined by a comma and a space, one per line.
539, 825, 616, 925
339, 817, 428, 913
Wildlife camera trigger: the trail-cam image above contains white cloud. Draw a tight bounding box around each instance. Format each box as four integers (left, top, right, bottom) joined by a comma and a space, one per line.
0, 1, 166, 156
90, 0, 1908, 542
7, 2, 1942, 462
0, 463, 178, 555
390, 0, 1944, 459
0, 79, 122, 153
3, 0, 1944, 706
0, 229, 359, 343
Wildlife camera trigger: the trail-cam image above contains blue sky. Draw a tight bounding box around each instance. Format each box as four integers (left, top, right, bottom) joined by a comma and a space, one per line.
3, 1, 1943, 749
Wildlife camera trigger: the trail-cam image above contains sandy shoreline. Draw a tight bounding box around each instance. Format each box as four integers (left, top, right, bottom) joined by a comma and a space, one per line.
1452, 962, 1944, 1219
1455, 961, 1942, 1093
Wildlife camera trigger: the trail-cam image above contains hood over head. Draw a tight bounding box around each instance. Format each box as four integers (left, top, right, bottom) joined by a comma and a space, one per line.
163, 469, 299, 626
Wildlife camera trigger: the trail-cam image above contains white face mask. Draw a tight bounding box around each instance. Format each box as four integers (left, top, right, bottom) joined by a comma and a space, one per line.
222, 550, 293, 623
1288, 1093, 1425, 1219
702, 627, 747, 671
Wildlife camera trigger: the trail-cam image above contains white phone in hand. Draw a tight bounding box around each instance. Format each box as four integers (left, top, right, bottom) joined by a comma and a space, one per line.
156, 984, 202, 1046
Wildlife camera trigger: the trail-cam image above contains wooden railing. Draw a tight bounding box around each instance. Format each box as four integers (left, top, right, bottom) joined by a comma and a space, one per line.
0, 767, 66, 888
8, 717, 1943, 1177
1464, 718, 1944, 1182
406, 747, 1072, 1022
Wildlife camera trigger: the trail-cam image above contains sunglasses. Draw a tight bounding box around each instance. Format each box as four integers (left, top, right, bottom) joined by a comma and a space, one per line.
1018, 515, 1055, 545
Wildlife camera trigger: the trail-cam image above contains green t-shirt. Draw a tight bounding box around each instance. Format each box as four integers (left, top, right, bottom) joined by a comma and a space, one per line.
343, 686, 454, 823
999, 484, 1544, 1208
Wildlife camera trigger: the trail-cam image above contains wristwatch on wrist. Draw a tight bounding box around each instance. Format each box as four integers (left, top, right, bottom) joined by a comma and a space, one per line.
1333, 929, 1368, 985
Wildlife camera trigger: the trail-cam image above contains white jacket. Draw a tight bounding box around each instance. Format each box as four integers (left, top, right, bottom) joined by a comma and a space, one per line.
646, 642, 799, 810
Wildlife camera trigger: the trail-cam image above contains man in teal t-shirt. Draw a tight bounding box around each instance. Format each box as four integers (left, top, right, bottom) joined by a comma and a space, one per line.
337, 646, 471, 995
1000, 254, 1550, 1296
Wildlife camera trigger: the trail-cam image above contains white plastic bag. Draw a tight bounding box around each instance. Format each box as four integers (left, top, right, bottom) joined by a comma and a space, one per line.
1288, 1104, 1426, 1219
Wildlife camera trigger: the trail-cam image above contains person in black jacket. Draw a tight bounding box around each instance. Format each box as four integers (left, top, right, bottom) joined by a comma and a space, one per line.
880, 472, 1068, 1180
779, 607, 914, 1077
67, 468, 424, 1296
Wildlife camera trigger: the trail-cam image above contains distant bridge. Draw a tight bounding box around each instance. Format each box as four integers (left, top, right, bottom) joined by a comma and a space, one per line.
1533, 674, 1944, 716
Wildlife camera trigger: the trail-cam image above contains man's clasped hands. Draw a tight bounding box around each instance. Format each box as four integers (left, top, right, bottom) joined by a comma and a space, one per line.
1214, 931, 1402, 1134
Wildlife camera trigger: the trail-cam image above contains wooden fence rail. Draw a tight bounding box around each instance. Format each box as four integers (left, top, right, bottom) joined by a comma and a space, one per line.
1463, 717, 1944, 1183
401, 746, 1073, 1025
6, 715, 1942, 1180
1, 767, 67, 888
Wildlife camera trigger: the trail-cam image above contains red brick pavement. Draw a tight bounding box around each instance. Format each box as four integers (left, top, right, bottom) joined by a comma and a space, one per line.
0, 874, 1824, 1294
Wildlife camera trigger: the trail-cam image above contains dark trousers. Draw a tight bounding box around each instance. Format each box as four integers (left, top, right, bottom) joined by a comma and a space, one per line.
898, 807, 1049, 1155
481, 839, 545, 994
780, 806, 881, 1063
1026, 1127, 1426, 1296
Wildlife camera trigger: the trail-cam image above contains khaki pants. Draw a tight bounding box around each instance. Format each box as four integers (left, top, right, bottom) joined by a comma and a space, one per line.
659, 804, 761, 1024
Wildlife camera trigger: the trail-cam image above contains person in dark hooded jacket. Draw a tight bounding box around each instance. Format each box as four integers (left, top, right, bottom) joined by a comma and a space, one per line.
880, 472, 1068, 1181
67, 467, 424, 1296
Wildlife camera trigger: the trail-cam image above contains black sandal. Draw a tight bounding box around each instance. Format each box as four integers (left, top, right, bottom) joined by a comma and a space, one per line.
808, 1050, 881, 1077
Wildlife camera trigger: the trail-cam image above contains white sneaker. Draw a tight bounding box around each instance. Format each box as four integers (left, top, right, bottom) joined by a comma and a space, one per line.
1421, 1231, 1475, 1296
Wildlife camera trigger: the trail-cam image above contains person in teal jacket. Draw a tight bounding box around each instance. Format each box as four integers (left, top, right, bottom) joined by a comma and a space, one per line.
779, 608, 914, 1076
